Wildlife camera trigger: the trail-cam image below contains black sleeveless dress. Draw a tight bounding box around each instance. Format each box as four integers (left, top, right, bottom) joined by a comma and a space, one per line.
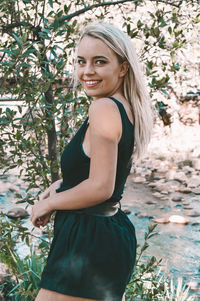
40, 97, 137, 301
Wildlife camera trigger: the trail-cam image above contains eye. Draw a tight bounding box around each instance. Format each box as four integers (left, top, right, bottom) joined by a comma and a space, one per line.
95, 60, 107, 65
77, 59, 85, 65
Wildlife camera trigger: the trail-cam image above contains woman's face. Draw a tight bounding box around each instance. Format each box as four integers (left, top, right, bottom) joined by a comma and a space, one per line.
76, 36, 127, 100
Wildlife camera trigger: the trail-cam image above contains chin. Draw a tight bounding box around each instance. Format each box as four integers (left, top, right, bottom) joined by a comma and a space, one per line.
86, 91, 101, 98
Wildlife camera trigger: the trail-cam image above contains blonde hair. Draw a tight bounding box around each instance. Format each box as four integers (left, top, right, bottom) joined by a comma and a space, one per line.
73, 23, 153, 158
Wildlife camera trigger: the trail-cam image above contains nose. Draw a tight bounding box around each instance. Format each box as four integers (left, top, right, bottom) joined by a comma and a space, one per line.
84, 63, 95, 75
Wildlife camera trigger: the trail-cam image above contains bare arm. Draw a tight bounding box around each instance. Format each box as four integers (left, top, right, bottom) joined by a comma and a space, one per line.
31, 98, 122, 226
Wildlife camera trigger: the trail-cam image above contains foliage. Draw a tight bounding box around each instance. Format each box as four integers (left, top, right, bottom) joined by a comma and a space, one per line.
0, 212, 50, 300
164, 278, 197, 301
125, 224, 197, 301
2, 248, 45, 301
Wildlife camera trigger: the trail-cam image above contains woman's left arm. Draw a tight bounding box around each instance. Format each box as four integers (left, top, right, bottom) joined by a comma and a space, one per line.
31, 98, 122, 227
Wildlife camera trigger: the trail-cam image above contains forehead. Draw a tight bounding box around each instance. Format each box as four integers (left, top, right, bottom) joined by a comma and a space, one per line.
77, 36, 116, 58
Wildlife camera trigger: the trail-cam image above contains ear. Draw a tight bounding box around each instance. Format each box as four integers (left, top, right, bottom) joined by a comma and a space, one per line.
119, 61, 129, 78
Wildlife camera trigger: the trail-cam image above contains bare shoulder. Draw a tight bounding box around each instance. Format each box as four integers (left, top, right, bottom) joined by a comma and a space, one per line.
89, 97, 119, 113
88, 98, 122, 141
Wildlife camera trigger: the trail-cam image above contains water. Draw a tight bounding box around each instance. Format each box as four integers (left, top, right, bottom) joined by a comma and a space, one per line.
122, 179, 200, 296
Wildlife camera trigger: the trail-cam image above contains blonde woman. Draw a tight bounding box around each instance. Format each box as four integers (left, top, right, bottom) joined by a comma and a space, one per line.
31, 23, 152, 301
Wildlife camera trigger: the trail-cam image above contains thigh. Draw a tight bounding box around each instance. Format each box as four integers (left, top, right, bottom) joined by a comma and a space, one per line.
35, 288, 101, 301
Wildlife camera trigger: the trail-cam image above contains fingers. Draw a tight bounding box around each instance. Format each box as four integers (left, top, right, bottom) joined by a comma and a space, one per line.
31, 213, 51, 228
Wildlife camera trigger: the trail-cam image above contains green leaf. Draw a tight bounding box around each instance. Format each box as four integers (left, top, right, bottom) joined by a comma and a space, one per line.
64, 3, 72, 14
12, 33, 22, 49
48, 0, 53, 8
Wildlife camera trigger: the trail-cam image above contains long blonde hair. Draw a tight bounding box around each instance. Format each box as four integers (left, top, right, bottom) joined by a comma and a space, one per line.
73, 23, 153, 158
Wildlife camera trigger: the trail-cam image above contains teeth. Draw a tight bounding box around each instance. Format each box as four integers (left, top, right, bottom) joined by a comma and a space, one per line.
85, 81, 99, 84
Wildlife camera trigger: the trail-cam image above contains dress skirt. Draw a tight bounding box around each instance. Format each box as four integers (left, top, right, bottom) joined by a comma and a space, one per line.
40, 208, 137, 301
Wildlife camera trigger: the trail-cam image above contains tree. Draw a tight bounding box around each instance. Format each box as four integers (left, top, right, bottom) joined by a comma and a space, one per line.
0, 0, 199, 204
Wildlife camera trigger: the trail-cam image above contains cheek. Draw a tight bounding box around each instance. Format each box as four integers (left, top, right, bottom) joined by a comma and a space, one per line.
76, 66, 83, 80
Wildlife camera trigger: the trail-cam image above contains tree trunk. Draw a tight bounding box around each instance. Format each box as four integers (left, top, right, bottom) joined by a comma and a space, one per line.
44, 87, 59, 183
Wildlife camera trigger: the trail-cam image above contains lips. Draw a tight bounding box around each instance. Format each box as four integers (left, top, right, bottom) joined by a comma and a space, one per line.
84, 80, 101, 88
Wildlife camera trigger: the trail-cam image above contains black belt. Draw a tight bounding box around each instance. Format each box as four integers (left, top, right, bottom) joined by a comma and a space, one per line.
69, 201, 120, 217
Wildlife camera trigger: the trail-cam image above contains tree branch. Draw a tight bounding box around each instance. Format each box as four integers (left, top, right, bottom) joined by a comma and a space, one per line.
1, 22, 39, 33
1, 0, 181, 34
60, 0, 137, 22
60, 0, 180, 23
155, 0, 181, 7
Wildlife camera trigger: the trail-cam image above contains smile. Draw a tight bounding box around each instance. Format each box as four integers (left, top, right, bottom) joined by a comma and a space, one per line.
84, 80, 101, 88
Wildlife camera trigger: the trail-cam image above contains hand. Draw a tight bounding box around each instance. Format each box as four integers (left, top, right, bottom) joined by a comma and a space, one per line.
30, 197, 53, 228
31, 180, 62, 227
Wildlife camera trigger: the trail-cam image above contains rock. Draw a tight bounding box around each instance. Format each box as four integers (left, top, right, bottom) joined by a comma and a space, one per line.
190, 197, 200, 202
151, 172, 164, 180
142, 169, 152, 178
186, 280, 199, 291
187, 176, 200, 188
178, 160, 193, 169
192, 158, 200, 170
192, 188, 200, 195
166, 169, 177, 181
191, 222, 200, 226
152, 192, 163, 198
6, 207, 29, 219
0, 174, 9, 180
145, 200, 157, 205
133, 176, 146, 183
160, 197, 168, 201
0, 262, 10, 285
173, 172, 188, 183
138, 213, 154, 219
168, 215, 189, 224
160, 190, 169, 195
171, 196, 183, 202
0, 182, 13, 193
177, 187, 192, 194
148, 182, 157, 188
153, 183, 171, 194
186, 211, 200, 217
123, 209, 132, 215
182, 166, 195, 174
152, 217, 169, 224
135, 167, 143, 174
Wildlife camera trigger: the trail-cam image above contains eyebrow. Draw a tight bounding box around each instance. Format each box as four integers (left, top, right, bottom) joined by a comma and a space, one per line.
77, 55, 109, 60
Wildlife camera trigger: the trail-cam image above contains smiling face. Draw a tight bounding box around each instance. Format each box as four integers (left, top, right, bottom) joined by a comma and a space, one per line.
76, 36, 127, 100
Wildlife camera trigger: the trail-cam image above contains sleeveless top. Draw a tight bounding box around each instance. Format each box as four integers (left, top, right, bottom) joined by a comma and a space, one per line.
56, 97, 134, 204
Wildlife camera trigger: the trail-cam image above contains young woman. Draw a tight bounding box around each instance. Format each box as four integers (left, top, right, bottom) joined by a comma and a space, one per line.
31, 23, 152, 301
